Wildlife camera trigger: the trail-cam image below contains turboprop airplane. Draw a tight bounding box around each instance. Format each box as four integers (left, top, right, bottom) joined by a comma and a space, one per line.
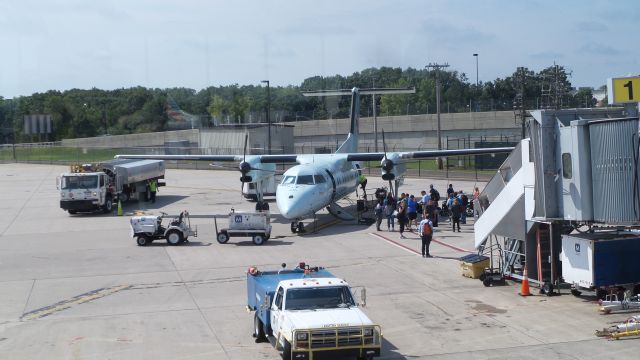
116, 87, 513, 233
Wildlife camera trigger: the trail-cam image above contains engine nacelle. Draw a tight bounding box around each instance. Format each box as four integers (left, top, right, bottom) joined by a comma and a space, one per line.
239, 156, 276, 184
380, 153, 405, 181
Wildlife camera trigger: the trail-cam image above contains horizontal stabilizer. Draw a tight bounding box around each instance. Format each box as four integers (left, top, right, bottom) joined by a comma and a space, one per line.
302, 87, 415, 97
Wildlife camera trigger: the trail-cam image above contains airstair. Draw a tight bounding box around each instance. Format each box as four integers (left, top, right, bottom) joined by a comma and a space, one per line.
474, 140, 534, 249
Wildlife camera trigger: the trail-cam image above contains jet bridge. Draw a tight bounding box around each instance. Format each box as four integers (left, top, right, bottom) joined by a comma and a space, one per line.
474, 107, 634, 289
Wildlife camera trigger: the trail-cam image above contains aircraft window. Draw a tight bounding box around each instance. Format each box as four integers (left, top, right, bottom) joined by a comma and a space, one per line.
282, 176, 296, 185
297, 175, 314, 185
314, 175, 326, 183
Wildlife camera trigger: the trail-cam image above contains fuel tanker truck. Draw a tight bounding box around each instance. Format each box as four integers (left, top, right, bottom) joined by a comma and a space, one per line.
57, 159, 165, 214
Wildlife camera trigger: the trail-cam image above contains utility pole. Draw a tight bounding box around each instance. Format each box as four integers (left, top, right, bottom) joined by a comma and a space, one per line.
261, 80, 271, 154
473, 54, 479, 111
426, 62, 449, 170
373, 93, 378, 152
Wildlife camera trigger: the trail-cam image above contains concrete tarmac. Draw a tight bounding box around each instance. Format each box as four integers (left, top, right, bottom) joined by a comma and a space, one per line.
0, 163, 638, 359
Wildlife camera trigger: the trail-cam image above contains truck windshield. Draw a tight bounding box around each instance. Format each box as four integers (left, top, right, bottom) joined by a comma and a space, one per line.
285, 286, 355, 310
61, 175, 99, 190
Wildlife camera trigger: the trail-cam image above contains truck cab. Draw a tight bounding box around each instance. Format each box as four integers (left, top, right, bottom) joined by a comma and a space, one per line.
59, 172, 112, 214
247, 264, 381, 360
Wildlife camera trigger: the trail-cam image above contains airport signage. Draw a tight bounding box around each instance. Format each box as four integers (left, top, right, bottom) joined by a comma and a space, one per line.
607, 76, 640, 104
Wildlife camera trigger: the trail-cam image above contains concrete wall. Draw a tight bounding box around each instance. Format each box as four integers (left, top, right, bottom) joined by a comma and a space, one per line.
285, 111, 522, 151
61, 130, 199, 148
199, 125, 294, 154
58, 110, 521, 152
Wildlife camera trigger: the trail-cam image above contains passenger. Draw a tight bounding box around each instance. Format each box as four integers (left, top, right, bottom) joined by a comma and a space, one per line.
417, 190, 428, 221
384, 194, 396, 232
419, 211, 434, 258
459, 191, 469, 224
446, 184, 455, 197
426, 198, 438, 227
397, 201, 408, 239
472, 187, 480, 200
374, 200, 384, 231
407, 195, 418, 231
451, 198, 462, 232
430, 184, 441, 203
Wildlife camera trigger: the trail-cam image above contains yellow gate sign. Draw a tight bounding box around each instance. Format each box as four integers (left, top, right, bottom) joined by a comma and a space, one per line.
608, 76, 640, 104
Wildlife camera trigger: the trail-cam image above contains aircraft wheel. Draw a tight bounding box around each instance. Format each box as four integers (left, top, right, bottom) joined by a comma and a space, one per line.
290, 222, 297, 233
297, 222, 305, 233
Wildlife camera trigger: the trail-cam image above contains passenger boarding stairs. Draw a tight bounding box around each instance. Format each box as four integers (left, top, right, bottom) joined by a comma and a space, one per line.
474, 139, 535, 249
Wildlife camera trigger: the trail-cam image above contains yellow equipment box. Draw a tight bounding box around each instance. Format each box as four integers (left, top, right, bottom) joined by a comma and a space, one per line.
459, 254, 489, 279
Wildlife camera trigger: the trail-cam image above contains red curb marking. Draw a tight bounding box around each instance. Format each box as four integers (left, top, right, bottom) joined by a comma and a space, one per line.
370, 232, 473, 254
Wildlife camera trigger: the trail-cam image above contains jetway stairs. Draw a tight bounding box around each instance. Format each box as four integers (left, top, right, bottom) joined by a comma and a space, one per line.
473, 139, 542, 283
474, 139, 535, 249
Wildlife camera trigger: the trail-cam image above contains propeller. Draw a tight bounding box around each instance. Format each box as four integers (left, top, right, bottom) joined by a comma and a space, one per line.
239, 133, 251, 196
381, 130, 395, 197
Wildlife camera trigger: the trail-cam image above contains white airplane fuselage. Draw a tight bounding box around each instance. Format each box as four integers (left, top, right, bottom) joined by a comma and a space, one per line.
275, 154, 361, 220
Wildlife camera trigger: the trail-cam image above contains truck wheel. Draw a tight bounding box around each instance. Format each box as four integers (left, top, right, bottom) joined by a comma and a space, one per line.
166, 230, 183, 246
120, 192, 130, 202
253, 234, 265, 246
137, 236, 150, 246
216, 232, 229, 244
254, 313, 266, 342
103, 196, 113, 213
281, 339, 291, 360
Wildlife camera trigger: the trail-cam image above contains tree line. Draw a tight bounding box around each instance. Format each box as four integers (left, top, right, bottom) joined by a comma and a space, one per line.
0, 64, 597, 142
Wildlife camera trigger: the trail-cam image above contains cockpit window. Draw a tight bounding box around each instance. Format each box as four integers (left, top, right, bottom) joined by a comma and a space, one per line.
314, 175, 326, 184
296, 175, 314, 185
281, 176, 296, 185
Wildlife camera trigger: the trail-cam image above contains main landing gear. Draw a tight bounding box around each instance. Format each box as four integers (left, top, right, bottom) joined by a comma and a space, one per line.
290, 221, 305, 233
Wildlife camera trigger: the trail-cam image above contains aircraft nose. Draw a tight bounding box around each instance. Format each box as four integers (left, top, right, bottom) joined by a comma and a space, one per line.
276, 187, 310, 219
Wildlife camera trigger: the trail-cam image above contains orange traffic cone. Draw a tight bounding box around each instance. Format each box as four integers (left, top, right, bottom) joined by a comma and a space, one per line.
519, 267, 531, 296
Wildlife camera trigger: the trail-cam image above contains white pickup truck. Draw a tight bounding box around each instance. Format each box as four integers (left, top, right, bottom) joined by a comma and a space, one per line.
247, 263, 381, 360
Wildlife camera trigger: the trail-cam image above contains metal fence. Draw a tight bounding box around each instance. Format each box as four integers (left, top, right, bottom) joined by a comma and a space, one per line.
0, 141, 510, 181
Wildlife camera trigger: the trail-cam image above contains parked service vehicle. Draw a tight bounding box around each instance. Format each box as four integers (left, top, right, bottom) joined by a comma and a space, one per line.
130, 210, 197, 246
247, 263, 381, 360
215, 209, 271, 245
57, 159, 165, 214
242, 176, 276, 200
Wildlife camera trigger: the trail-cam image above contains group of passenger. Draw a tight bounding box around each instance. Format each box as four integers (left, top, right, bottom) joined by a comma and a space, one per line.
373, 184, 482, 256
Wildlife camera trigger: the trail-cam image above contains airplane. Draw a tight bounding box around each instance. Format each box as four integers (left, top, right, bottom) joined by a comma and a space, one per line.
116, 87, 514, 233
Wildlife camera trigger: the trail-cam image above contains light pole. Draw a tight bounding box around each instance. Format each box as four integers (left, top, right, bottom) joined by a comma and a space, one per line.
261, 80, 271, 154
473, 53, 479, 111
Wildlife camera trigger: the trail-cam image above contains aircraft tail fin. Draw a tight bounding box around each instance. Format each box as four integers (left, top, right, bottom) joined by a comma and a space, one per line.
301, 87, 415, 154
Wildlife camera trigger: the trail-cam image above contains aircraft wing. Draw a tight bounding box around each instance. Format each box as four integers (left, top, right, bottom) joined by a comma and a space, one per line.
345, 147, 515, 162
116, 147, 514, 163
114, 153, 301, 164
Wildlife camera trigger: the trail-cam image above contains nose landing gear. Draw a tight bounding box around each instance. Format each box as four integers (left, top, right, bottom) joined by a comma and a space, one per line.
290, 221, 305, 233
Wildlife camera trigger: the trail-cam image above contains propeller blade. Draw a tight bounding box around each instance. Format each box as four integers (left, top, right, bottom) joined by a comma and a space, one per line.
382, 129, 388, 161
243, 132, 248, 162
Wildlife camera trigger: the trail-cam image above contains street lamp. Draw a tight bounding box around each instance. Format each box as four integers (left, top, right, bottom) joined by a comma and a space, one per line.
473, 54, 479, 111
261, 80, 271, 154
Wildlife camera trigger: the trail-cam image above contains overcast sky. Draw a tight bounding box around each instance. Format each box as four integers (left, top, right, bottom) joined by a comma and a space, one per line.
0, 0, 638, 98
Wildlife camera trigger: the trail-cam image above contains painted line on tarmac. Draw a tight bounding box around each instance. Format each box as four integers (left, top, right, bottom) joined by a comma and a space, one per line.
370, 232, 473, 255
369, 233, 420, 256
21, 285, 131, 321
311, 218, 341, 233
431, 237, 473, 253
